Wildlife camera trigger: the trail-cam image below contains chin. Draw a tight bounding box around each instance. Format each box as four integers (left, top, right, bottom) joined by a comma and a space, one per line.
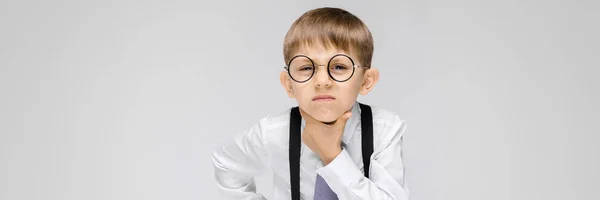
313, 113, 340, 123
308, 104, 346, 123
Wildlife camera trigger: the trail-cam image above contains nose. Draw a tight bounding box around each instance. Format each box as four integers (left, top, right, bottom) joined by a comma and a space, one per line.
313, 65, 332, 88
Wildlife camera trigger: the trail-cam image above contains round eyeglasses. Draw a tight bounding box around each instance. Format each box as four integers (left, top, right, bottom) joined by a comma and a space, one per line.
283, 54, 369, 83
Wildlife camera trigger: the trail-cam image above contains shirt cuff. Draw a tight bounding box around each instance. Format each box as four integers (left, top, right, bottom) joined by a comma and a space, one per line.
316, 148, 363, 190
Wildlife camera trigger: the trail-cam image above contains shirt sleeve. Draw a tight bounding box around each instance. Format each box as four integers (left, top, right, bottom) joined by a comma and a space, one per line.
316, 115, 410, 200
212, 119, 271, 200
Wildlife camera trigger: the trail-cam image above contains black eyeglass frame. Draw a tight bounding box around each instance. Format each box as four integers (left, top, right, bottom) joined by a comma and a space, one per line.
283, 54, 370, 83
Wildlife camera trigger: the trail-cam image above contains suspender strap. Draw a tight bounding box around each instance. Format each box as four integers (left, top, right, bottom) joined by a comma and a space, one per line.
289, 107, 302, 200
358, 103, 374, 178
289, 103, 374, 200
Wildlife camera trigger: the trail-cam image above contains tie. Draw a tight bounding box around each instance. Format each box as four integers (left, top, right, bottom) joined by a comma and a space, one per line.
313, 174, 338, 200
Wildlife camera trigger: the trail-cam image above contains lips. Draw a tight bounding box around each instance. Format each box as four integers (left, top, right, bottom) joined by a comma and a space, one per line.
312, 95, 336, 102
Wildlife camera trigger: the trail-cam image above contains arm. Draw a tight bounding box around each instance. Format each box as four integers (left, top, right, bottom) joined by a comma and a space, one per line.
212, 119, 270, 200
317, 115, 409, 200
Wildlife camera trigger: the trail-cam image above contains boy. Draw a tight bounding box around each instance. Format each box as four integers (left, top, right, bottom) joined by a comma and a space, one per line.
212, 7, 409, 200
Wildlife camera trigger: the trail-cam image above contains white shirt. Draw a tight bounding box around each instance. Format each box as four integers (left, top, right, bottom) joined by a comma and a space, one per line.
212, 102, 409, 199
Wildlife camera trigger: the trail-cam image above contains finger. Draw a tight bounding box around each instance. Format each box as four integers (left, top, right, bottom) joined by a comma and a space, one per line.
335, 111, 352, 126
298, 107, 318, 124
340, 111, 352, 123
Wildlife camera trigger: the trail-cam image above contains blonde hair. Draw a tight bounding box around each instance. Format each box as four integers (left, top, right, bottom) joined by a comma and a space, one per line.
283, 7, 374, 68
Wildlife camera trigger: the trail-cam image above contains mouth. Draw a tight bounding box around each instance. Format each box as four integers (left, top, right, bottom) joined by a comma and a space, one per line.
312, 95, 336, 102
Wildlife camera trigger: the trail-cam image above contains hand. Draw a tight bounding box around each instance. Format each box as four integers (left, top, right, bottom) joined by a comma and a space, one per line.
299, 108, 352, 165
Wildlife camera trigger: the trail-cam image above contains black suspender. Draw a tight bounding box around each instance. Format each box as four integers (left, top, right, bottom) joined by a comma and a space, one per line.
289, 107, 302, 200
289, 103, 374, 200
359, 103, 374, 179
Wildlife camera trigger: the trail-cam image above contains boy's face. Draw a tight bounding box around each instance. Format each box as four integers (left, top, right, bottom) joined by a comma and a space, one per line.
280, 45, 379, 123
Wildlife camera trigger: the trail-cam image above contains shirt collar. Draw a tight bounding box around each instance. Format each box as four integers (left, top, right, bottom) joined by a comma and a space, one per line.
343, 101, 361, 144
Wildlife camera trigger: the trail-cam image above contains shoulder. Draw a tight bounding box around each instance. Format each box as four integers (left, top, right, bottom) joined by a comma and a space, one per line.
250, 107, 295, 145
368, 105, 406, 129
367, 105, 407, 148
258, 107, 293, 131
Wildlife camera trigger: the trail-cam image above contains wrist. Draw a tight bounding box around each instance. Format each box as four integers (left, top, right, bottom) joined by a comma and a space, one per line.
321, 147, 342, 165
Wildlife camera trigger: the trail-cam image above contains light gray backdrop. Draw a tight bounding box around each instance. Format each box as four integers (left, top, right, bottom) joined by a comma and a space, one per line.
1, 0, 598, 200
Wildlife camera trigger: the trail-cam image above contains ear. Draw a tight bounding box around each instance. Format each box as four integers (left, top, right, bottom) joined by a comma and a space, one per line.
359, 68, 379, 95
280, 71, 295, 98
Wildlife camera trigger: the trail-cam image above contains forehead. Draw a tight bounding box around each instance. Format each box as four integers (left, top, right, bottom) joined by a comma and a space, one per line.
293, 43, 358, 63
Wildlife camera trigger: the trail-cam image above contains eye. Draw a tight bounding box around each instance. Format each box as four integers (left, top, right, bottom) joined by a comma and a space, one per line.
299, 66, 314, 71
332, 64, 349, 70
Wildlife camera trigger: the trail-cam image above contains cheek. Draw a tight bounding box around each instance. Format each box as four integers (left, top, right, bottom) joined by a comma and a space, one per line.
326, 82, 361, 113
290, 84, 310, 99
338, 80, 362, 97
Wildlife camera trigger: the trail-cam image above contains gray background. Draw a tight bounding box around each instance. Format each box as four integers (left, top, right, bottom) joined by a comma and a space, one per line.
1, 0, 598, 199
